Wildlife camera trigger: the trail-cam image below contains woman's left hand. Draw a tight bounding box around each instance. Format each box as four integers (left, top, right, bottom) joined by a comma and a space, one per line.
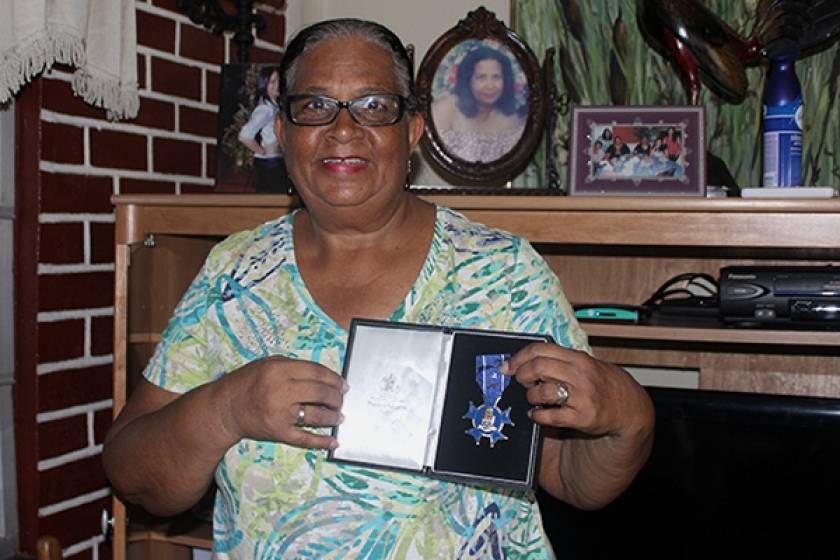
504, 342, 651, 437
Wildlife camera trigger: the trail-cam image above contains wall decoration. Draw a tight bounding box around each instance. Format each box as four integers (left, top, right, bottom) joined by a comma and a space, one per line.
215, 63, 292, 194
416, 7, 555, 186
568, 105, 705, 196
514, 0, 840, 191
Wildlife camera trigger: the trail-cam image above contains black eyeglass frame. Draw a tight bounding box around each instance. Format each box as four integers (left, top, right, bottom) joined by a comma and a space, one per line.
283, 94, 414, 127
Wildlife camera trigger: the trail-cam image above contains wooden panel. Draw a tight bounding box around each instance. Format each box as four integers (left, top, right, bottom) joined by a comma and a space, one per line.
128, 235, 217, 337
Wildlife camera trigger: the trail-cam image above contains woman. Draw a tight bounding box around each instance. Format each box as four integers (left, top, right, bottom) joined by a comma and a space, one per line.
432, 45, 526, 162
238, 65, 287, 193
103, 19, 654, 559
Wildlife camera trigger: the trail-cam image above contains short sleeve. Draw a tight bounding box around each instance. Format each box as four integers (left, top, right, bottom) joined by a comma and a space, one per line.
238, 103, 275, 141
143, 263, 214, 393
509, 238, 591, 353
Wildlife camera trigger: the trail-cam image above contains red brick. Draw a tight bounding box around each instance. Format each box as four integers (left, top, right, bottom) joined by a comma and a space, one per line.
91, 316, 113, 357
152, 57, 202, 100
40, 223, 84, 263
206, 144, 217, 178
39, 496, 110, 553
39, 415, 88, 460
137, 10, 175, 52
153, 137, 202, 175
43, 79, 107, 120
120, 177, 176, 194
181, 182, 214, 194
250, 46, 283, 64
39, 365, 112, 413
40, 455, 107, 506
41, 173, 113, 213
38, 271, 115, 312
38, 319, 84, 363
90, 222, 115, 264
133, 96, 175, 130
151, 0, 178, 11
138, 54, 147, 90
257, 11, 285, 47
42, 122, 84, 164
90, 129, 147, 171
180, 105, 217, 137
94, 408, 112, 445
206, 69, 220, 104
180, 24, 225, 65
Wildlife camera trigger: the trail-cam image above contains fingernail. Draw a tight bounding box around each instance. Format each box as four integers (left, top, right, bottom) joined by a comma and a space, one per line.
500, 361, 509, 375
329, 440, 339, 449
342, 381, 350, 393
338, 413, 345, 424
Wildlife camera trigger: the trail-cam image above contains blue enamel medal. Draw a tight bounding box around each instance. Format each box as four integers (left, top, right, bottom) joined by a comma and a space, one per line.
464, 353, 514, 447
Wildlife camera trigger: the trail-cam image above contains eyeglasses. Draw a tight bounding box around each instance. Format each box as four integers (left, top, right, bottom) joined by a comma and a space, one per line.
285, 94, 409, 127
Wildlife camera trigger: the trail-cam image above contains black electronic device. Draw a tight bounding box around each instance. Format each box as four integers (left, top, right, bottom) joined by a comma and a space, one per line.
719, 265, 840, 327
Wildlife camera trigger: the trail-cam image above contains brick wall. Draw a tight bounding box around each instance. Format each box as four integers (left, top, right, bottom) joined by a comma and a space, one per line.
14, 2, 285, 558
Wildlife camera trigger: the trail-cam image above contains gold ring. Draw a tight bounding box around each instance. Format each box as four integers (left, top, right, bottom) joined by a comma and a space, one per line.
554, 383, 569, 406
295, 405, 306, 427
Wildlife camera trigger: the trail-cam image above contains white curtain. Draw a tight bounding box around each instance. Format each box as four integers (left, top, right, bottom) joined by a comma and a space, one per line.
0, 0, 139, 120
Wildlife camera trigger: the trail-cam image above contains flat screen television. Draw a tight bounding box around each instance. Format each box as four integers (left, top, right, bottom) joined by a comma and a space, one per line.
537, 387, 840, 559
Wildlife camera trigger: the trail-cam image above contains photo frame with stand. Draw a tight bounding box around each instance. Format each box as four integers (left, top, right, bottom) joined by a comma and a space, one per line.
415, 7, 555, 186
568, 105, 706, 196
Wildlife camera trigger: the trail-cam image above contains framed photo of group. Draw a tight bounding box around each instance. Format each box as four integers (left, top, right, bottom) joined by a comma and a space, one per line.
567, 106, 706, 196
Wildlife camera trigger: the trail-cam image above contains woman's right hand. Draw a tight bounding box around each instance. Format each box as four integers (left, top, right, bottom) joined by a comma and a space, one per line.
215, 355, 347, 450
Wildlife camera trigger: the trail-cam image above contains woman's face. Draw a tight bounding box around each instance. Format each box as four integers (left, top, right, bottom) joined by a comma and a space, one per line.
267, 70, 280, 101
470, 58, 504, 109
275, 36, 423, 211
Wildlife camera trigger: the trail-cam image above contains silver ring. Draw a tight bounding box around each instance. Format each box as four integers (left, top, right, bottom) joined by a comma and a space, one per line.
295, 405, 306, 428
554, 383, 569, 407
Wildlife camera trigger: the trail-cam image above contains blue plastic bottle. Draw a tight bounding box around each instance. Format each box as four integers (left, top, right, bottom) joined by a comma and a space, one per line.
762, 53, 803, 187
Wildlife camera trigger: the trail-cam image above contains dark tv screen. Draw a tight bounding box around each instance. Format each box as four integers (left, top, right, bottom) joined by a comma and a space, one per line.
538, 387, 840, 559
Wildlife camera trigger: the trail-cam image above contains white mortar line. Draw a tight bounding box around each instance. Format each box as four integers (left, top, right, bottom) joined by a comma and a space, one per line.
37, 487, 111, 517
39, 307, 114, 322
83, 220, 91, 264
142, 88, 218, 112
37, 355, 113, 375
38, 444, 103, 472
62, 535, 105, 560
40, 214, 115, 223
83, 126, 91, 166
41, 109, 217, 144
87, 409, 95, 446
84, 315, 92, 359
138, 45, 221, 73
147, 135, 153, 173
37, 400, 113, 422
38, 263, 114, 274
39, 161, 215, 185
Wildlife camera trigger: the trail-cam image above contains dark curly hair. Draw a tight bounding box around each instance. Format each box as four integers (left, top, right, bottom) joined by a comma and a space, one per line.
454, 46, 517, 118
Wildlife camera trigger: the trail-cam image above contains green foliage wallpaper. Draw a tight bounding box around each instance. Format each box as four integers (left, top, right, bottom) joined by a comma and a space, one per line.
513, 0, 840, 190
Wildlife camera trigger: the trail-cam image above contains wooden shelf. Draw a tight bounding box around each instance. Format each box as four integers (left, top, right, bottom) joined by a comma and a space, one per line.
111, 193, 840, 559
583, 322, 840, 346
129, 521, 211, 550
128, 325, 840, 347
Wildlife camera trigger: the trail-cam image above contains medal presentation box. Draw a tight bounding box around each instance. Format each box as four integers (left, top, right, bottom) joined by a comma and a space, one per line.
329, 319, 550, 490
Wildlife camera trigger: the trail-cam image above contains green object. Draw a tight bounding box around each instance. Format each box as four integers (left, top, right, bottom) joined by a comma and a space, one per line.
574, 306, 639, 321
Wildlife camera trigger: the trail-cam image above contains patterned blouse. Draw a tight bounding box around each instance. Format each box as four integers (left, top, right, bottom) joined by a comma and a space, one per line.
144, 206, 590, 559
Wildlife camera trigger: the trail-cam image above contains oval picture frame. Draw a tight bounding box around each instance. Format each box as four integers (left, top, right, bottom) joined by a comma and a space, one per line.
416, 7, 548, 184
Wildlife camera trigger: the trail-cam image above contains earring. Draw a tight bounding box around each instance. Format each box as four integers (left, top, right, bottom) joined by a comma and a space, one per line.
404, 159, 413, 190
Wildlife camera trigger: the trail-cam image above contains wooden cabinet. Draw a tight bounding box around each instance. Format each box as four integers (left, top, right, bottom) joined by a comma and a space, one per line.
109, 193, 840, 558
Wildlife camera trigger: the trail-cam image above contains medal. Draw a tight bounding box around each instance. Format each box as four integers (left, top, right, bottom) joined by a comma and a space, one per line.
464, 353, 514, 447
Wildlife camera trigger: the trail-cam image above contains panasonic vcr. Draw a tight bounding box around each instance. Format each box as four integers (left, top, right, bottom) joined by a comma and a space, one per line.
719, 266, 840, 327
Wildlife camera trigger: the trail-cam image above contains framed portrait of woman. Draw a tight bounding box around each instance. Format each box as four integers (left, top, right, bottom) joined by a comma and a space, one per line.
215, 63, 293, 193
416, 8, 551, 185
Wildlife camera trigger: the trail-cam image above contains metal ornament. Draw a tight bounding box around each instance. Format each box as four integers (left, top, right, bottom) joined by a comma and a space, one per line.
464, 353, 514, 447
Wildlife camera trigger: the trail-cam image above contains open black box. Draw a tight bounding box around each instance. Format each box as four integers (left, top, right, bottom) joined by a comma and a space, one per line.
328, 319, 549, 490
